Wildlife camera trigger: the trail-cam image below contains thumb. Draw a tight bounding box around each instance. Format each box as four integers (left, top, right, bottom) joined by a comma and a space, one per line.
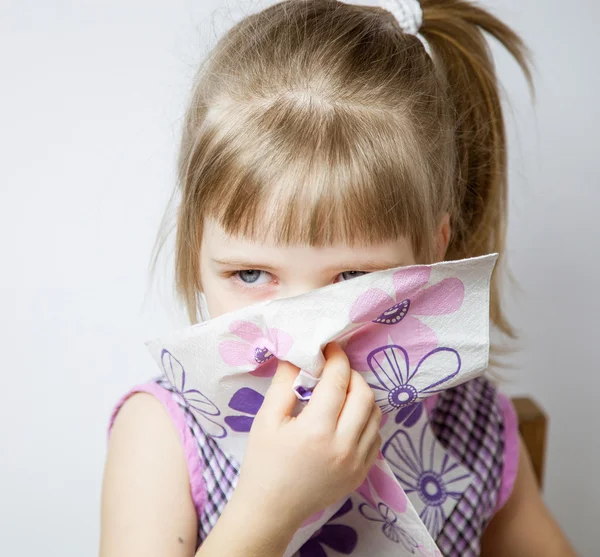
259, 358, 301, 422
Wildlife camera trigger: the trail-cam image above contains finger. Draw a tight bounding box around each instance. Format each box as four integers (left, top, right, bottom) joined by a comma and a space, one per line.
302, 342, 351, 426
357, 404, 383, 460
336, 370, 375, 444
364, 433, 383, 469
258, 359, 301, 423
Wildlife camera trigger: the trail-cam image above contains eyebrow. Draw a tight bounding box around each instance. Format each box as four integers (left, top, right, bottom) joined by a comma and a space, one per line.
211, 257, 404, 273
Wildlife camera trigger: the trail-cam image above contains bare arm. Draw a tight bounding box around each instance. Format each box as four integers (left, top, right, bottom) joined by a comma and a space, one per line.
481, 436, 578, 557
99, 393, 198, 556
99, 393, 295, 557
100, 344, 380, 557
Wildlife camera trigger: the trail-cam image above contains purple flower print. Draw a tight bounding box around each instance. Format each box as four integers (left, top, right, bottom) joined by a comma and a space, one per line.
366, 344, 461, 416
299, 498, 358, 557
383, 420, 472, 539
219, 320, 294, 378
358, 502, 418, 552
161, 349, 226, 439
225, 387, 264, 433
395, 402, 424, 428
345, 266, 464, 371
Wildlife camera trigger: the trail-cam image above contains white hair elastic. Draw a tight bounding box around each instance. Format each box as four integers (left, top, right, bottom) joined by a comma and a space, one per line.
379, 0, 432, 56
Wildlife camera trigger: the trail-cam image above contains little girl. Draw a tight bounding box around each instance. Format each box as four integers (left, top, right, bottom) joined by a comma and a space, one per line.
99, 1, 577, 555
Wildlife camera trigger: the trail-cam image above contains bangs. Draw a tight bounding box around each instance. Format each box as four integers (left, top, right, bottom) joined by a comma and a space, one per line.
196, 97, 436, 256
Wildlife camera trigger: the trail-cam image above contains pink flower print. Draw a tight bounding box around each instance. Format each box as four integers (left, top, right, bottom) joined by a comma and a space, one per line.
356, 463, 407, 514
345, 266, 464, 371
218, 320, 294, 378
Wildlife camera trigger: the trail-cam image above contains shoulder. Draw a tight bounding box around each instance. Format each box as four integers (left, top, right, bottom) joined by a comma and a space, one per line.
108, 387, 184, 452
100, 386, 198, 557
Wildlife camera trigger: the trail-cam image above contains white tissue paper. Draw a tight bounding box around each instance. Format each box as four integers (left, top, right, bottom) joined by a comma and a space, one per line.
145, 254, 497, 556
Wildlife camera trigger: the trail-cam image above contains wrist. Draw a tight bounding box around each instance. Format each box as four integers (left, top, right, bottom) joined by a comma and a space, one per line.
225, 488, 300, 549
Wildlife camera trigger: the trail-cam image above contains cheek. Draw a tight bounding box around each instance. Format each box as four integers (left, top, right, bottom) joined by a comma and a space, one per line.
206, 297, 242, 319
199, 272, 225, 319
201, 277, 256, 319
202, 283, 232, 319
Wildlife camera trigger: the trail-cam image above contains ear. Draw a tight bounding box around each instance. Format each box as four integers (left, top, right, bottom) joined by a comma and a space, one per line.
435, 213, 451, 261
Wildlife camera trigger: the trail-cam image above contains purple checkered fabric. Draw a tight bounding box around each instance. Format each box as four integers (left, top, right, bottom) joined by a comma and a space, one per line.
428, 376, 505, 556
155, 375, 506, 555
156, 376, 240, 543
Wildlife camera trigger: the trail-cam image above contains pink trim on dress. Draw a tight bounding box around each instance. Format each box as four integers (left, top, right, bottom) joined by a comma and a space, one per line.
108, 382, 207, 518
493, 393, 520, 515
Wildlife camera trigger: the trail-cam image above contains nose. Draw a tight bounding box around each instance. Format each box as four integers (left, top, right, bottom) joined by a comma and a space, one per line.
276, 281, 329, 300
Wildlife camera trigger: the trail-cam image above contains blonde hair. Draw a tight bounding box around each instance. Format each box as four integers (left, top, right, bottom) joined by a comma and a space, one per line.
151, 0, 533, 341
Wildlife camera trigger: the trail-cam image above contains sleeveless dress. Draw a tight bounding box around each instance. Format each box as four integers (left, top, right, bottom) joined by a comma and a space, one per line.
109, 376, 519, 556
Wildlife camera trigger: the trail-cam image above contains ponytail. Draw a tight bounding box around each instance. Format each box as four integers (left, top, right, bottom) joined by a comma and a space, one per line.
420, 0, 534, 339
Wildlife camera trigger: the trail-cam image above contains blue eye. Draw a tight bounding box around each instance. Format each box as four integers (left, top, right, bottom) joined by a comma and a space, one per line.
235, 270, 274, 287
238, 270, 263, 283
340, 271, 367, 281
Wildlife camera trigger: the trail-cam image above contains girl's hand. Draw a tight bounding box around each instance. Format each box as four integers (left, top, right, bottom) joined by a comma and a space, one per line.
231, 342, 382, 534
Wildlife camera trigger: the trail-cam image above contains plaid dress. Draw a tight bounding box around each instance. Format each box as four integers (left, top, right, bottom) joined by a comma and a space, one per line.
110, 376, 519, 556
